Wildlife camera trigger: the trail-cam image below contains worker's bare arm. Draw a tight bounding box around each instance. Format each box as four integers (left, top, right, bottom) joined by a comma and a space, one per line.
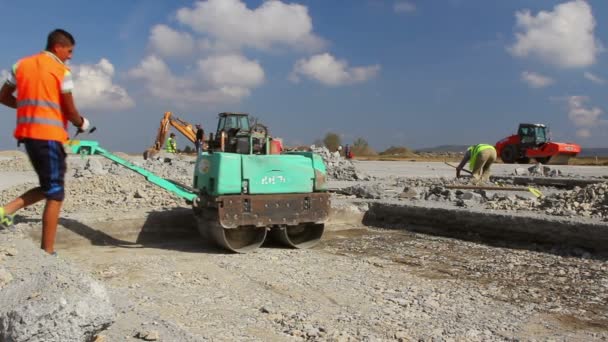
0, 82, 17, 109
60, 92, 84, 127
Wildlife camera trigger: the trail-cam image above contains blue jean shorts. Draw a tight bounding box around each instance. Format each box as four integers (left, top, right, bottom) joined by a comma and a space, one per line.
22, 138, 67, 201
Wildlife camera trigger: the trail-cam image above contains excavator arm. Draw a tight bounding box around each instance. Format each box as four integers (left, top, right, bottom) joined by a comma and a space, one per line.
144, 111, 201, 159
170, 116, 197, 143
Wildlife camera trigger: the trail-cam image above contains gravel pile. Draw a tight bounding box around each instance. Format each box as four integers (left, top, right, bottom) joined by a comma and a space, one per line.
0, 236, 114, 342
513, 164, 564, 177
312, 146, 372, 181
487, 183, 608, 221
339, 183, 386, 199
0, 154, 195, 218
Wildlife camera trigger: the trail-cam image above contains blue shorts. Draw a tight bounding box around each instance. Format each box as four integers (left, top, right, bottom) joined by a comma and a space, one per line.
22, 139, 67, 201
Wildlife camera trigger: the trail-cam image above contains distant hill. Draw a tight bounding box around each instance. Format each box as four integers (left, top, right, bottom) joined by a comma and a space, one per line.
416, 145, 608, 157
415, 145, 469, 153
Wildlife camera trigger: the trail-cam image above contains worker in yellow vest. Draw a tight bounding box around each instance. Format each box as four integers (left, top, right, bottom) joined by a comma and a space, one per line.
456, 144, 497, 183
165, 133, 177, 153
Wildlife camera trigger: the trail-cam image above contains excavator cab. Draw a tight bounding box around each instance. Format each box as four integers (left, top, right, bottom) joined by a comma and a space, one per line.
217, 112, 250, 135
518, 123, 547, 147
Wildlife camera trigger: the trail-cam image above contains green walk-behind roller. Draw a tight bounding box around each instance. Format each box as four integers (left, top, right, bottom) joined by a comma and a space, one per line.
192, 150, 330, 253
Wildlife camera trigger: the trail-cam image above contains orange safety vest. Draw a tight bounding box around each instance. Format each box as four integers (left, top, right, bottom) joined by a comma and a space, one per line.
13, 52, 70, 142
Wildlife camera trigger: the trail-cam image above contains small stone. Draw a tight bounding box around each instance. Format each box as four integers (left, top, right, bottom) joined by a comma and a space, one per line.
136, 330, 159, 341
267, 314, 283, 322
85, 158, 107, 175
459, 191, 482, 202
2, 247, 17, 256
0, 267, 13, 287
306, 327, 320, 337
134, 190, 147, 199
514, 167, 527, 176
399, 187, 419, 199
92, 335, 107, 342
395, 331, 412, 341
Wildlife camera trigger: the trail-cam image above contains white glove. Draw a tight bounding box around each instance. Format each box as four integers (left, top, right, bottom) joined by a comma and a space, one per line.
78, 117, 90, 132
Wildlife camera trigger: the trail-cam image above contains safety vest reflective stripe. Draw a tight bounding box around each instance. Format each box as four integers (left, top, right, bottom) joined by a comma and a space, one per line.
469, 144, 495, 169
17, 116, 65, 127
17, 99, 61, 110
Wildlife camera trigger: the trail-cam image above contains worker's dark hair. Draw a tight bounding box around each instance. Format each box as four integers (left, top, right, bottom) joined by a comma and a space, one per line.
46, 29, 75, 50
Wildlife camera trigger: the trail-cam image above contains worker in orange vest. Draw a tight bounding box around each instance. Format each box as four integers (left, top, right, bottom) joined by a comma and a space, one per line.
0, 29, 92, 255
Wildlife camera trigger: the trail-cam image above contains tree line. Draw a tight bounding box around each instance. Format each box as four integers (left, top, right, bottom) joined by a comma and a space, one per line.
317, 132, 415, 157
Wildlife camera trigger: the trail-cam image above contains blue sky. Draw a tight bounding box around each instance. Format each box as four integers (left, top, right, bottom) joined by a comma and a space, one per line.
1, 0, 607, 152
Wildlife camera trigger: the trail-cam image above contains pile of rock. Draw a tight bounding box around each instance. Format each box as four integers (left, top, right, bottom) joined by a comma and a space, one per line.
0, 236, 114, 342
487, 183, 608, 221
513, 164, 562, 177
70, 153, 194, 187
539, 183, 608, 220
339, 183, 385, 199
311, 146, 371, 181
0, 154, 194, 218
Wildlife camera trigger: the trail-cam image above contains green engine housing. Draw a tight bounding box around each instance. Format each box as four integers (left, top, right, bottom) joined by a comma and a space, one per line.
193, 152, 327, 196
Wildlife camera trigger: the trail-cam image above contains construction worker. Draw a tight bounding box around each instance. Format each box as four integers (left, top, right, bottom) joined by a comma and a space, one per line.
195, 124, 204, 154
456, 144, 497, 183
166, 133, 177, 153
0, 29, 92, 255
344, 144, 351, 159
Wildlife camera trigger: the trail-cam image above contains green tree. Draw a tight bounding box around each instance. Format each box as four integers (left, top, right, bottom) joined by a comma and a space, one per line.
323, 132, 342, 152
353, 137, 368, 149
351, 137, 377, 156
182, 145, 194, 153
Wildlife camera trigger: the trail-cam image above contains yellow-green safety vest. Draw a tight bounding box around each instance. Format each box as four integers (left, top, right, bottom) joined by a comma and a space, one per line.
165, 137, 177, 153
468, 144, 494, 169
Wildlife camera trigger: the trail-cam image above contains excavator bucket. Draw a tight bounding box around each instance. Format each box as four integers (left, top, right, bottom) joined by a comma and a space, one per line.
143, 147, 158, 160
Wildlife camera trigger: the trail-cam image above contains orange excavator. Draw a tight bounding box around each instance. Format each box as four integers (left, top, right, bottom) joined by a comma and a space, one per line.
143, 111, 200, 159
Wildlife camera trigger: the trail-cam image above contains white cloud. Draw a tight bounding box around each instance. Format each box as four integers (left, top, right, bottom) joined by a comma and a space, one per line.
521, 71, 554, 88
290, 53, 380, 86
567, 96, 603, 137
198, 54, 264, 88
508, 0, 602, 68
394, 1, 416, 13
149, 25, 195, 58
128, 54, 264, 106
584, 71, 605, 85
175, 0, 325, 52
71, 59, 135, 110
576, 128, 591, 138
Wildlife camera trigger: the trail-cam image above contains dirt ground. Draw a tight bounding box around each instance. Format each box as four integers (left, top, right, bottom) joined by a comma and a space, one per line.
53, 221, 608, 341
2, 154, 608, 341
